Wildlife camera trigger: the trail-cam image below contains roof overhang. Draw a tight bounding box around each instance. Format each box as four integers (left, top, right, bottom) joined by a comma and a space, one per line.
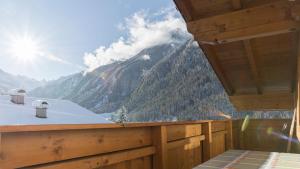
174, 0, 300, 111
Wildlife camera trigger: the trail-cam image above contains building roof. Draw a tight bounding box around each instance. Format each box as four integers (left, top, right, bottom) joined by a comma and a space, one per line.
174, 0, 299, 111
0, 95, 112, 125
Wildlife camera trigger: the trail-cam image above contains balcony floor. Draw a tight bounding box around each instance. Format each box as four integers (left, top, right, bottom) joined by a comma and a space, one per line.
195, 149, 300, 169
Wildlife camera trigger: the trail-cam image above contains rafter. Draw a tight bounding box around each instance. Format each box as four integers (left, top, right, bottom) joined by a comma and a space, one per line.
187, 1, 300, 44
243, 40, 262, 94
201, 44, 234, 95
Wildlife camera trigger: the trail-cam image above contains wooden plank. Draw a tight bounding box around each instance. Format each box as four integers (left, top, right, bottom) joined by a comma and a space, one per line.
211, 121, 226, 132
167, 136, 203, 169
201, 44, 234, 95
0, 120, 212, 133
243, 40, 262, 94
229, 93, 294, 111
152, 126, 168, 169
211, 131, 227, 157
202, 122, 212, 162
29, 146, 155, 169
167, 135, 205, 150
0, 133, 2, 162
188, 1, 300, 44
0, 128, 152, 169
225, 120, 233, 150
234, 119, 300, 152
297, 29, 300, 140
287, 108, 296, 152
167, 124, 202, 142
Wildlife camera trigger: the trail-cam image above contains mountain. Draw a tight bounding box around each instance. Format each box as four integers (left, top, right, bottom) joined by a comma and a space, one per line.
0, 69, 43, 93
29, 39, 292, 121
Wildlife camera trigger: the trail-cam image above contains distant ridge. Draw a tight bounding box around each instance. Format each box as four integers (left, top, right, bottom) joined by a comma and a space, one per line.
29, 39, 292, 121
0, 69, 43, 92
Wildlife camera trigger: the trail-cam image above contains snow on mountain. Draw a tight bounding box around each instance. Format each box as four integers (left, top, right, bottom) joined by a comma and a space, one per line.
0, 69, 43, 92
29, 39, 292, 121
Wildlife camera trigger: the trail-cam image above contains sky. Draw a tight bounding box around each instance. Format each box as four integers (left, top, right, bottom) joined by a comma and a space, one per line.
0, 0, 188, 81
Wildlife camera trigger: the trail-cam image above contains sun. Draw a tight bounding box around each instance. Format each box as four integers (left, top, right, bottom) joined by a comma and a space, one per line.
9, 35, 40, 63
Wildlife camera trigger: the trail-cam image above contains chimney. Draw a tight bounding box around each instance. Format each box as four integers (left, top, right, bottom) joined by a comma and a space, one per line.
32, 100, 49, 118
10, 89, 26, 104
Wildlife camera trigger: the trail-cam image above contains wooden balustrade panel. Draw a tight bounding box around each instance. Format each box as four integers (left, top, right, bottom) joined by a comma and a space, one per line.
0, 121, 231, 169
167, 124, 202, 141
210, 121, 228, 158
166, 124, 204, 169
0, 127, 152, 169
167, 136, 203, 169
28, 147, 155, 169
211, 131, 226, 158
233, 119, 300, 153
100, 156, 152, 169
211, 121, 226, 132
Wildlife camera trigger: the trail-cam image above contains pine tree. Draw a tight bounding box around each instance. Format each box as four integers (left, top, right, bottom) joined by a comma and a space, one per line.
119, 106, 128, 123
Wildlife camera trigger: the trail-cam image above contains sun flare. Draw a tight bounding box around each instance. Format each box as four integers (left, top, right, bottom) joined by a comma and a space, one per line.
9, 35, 40, 63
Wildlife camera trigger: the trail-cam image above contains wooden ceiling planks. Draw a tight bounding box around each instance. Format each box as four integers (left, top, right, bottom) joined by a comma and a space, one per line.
174, 0, 300, 111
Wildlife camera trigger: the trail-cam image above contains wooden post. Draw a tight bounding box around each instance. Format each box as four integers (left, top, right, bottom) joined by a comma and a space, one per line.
239, 120, 245, 149
225, 120, 233, 150
287, 108, 296, 153
152, 126, 167, 169
202, 122, 212, 162
0, 133, 1, 152
296, 33, 300, 140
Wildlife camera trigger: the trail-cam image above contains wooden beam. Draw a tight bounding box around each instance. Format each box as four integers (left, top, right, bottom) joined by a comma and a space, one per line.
296, 31, 300, 140
201, 44, 234, 95
287, 108, 296, 153
167, 135, 205, 150
225, 120, 233, 150
152, 126, 168, 169
202, 122, 212, 162
229, 93, 294, 111
167, 124, 202, 142
30, 146, 155, 169
0, 128, 152, 169
243, 40, 262, 94
188, 1, 300, 44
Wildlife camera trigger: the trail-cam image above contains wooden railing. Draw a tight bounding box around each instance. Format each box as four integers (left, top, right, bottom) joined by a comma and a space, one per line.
0, 120, 232, 169
232, 119, 300, 153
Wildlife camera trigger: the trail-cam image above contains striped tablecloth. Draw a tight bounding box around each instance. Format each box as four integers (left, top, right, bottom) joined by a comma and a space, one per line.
194, 150, 300, 169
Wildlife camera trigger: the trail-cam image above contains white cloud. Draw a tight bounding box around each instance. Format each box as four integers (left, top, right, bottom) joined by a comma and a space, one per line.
84, 8, 190, 71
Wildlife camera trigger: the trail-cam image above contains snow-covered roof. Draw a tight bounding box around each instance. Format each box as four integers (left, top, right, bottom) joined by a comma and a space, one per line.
0, 95, 112, 125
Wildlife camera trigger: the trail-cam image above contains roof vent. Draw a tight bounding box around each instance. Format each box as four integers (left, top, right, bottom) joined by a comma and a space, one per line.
9, 89, 26, 104
32, 100, 49, 118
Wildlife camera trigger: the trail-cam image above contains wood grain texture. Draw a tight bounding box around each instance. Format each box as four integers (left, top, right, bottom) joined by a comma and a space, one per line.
0, 128, 152, 168
174, 0, 300, 111
229, 93, 294, 111
152, 126, 168, 169
187, 1, 300, 44
167, 124, 202, 142
232, 119, 300, 153
0, 120, 232, 169
30, 147, 155, 169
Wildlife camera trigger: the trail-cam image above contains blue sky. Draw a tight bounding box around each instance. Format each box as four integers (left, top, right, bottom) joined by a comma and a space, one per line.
0, 0, 187, 80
